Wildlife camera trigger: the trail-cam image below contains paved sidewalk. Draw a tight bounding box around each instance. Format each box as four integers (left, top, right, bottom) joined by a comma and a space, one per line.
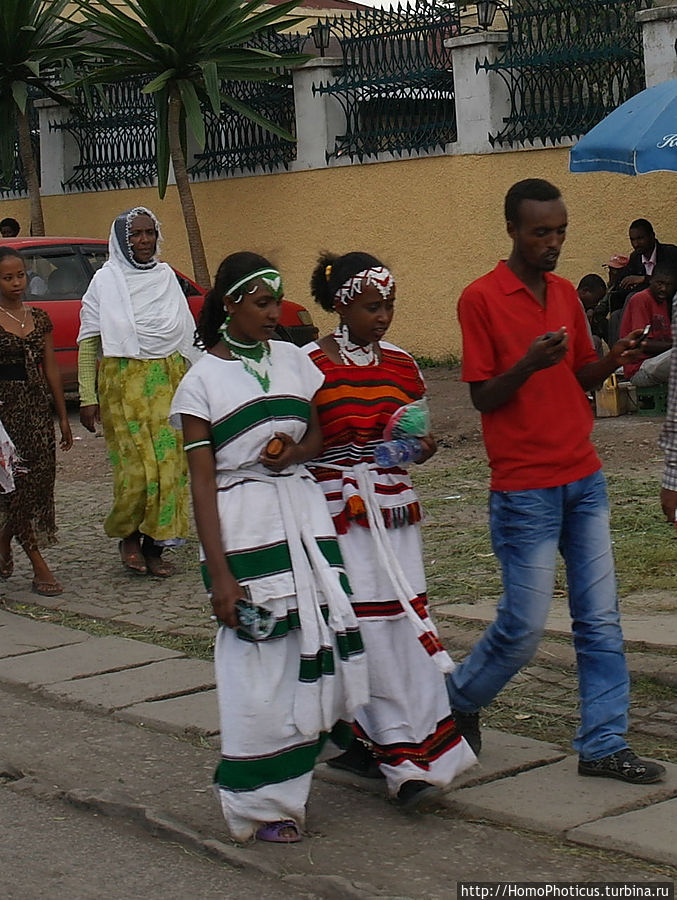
1, 607, 675, 885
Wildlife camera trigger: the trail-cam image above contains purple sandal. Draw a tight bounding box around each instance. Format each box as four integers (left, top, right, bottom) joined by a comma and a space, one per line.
255, 820, 301, 843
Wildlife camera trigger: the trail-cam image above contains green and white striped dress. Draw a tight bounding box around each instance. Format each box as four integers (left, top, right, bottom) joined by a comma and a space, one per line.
170, 341, 368, 841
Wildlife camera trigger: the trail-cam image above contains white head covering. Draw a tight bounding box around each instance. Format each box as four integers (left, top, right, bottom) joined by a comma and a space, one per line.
78, 207, 201, 363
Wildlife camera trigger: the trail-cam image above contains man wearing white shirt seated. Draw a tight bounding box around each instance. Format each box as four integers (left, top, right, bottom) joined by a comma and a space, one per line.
619, 219, 677, 295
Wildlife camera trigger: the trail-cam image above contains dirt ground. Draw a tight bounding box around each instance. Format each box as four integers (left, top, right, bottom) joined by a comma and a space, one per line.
60, 367, 666, 483
420, 367, 665, 478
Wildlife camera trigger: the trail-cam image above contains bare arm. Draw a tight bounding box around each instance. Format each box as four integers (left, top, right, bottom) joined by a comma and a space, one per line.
575, 331, 645, 392
42, 331, 73, 451
469, 328, 569, 413
182, 414, 242, 628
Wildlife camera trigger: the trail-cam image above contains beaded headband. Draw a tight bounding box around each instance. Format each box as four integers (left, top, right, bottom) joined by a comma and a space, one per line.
225, 268, 283, 302
333, 266, 395, 307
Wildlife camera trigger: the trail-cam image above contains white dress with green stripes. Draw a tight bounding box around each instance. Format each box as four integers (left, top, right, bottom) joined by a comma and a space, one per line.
170, 343, 368, 841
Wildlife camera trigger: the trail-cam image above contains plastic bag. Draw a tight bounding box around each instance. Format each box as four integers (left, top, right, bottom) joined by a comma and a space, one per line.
383, 398, 431, 441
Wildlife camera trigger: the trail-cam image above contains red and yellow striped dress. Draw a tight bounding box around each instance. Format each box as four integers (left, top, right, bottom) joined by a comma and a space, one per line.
307, 341, 476, 796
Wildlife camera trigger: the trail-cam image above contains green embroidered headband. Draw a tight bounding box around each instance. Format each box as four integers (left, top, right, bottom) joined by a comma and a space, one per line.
225, 268, 284, 302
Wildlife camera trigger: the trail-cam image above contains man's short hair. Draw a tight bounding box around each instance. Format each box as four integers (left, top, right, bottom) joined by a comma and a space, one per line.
577, 273, 606, 295
651, 264, 677, 282
629, 218, 654, 235
504, 179, 562, 225
0, 217, 20, 236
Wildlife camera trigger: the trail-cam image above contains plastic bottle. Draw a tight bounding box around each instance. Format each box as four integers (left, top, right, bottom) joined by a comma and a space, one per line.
373, 437, 423, 467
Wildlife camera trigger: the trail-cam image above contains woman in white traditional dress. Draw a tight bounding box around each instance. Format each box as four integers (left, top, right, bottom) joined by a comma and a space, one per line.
78, 207, 200, 577
305, 251, 477, 811
170, 252, 368, 844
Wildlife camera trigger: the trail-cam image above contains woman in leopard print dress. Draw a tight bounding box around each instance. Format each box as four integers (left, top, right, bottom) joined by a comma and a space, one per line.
0, 247, 72, 594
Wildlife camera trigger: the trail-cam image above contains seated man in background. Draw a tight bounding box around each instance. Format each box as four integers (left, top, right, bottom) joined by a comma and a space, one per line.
618, 219, 677, 296
619, 266, 676, 386
577, 273, 608, 352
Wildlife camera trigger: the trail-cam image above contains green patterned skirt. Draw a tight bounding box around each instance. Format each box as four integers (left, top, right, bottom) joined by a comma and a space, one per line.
98, 353, 188, 542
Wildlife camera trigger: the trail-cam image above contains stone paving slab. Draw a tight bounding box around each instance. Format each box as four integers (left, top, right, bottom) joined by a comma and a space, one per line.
44, 658, 215, 710
567, 797, 677, 867
437, 600, 677, 649
117, 689, 220, 736
0, 610, 88, 658
0, 635, 182, 687
447, 754, 677, 834
318, 728, 567, 797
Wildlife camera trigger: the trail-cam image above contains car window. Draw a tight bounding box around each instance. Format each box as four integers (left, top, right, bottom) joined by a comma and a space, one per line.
81, 248, 107, 276
19, 248, 90, 300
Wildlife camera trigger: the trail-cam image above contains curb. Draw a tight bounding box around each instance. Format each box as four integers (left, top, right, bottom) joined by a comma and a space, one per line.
7, 775, 383, 900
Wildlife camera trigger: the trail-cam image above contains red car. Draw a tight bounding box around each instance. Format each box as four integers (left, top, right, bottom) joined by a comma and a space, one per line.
0, 237, 318, 391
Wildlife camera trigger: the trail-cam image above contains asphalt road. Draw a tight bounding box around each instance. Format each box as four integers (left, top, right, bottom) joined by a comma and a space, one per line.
1, 787, 310, 900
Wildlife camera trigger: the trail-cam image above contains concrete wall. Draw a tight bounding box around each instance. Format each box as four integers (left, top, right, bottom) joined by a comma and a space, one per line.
1, 145, 674, 358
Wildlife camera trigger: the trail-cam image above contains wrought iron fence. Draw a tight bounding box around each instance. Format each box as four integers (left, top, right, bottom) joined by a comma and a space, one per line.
190, 29, 303, 179
0, 97, 40, 197
55, 79, 157, 191
54, 29, 303, 192
482, 0, 651, 147
314, 0, 461, 163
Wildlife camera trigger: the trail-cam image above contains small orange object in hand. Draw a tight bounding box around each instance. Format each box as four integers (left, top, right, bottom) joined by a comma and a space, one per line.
265, 437, 285, 459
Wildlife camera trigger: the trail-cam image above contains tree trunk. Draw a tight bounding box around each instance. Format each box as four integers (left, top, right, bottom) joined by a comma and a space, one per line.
16, 107, 44, 237
167, 88, 211, 289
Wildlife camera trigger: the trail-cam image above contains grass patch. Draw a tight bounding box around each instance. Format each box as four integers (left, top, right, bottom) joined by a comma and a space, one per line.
413, 353, 460, 369
3, 600, 215, 660
412, 456, 677, 606
630, 674, 677, 703
606, 473, 677, 595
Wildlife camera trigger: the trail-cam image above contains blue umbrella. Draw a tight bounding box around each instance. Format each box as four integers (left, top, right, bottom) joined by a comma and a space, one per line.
569, 78, 677, 175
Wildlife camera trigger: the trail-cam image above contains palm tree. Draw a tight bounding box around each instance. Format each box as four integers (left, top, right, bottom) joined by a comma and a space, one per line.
70, 0, 309, 287
0, 1, 82, 236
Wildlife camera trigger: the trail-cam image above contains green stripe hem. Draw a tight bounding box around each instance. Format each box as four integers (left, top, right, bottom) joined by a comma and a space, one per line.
214, 721, 353, 791
201, 537, 349, 591
211, 397, 310, 448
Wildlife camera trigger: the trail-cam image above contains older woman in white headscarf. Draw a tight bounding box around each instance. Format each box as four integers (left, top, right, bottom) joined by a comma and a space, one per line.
77, 206, 201, 576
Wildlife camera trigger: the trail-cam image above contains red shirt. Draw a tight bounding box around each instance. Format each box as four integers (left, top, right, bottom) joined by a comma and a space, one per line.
458, 261, 601, 491
619, 287, 671, 379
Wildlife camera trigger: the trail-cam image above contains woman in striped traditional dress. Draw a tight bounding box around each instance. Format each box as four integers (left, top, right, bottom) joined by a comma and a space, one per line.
170, 252, 368, 844
305, 251, 477, 811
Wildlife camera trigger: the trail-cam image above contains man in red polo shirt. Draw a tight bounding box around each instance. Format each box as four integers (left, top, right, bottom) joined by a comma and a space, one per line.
446, 178, 665, 785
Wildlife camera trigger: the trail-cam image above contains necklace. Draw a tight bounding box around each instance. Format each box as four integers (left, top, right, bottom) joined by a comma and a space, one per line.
0, 305, 28, 330
333, 324, 377, 367
220, 327, 272, 392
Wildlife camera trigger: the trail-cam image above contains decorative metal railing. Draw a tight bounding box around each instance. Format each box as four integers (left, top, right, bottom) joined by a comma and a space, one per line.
314, 0, 461, 163
482, 0, 651, 146
0, 97, 40, 197
190, 29, 303, 179
55, 28, 303, 191
55, 79, 157, 191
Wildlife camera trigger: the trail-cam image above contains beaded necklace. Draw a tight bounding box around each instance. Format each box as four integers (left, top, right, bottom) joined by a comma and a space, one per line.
221, 327, 272, 392
333, 324, 377, 367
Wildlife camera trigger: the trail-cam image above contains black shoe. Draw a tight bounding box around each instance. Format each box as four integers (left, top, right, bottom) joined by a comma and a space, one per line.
327, 740, 384, 779
578, 748, 666, 784
397, 780, 444, 813
453, 708, 482, 755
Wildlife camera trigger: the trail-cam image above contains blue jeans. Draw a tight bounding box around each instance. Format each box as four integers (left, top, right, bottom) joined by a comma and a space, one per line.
446, 470, 629, 760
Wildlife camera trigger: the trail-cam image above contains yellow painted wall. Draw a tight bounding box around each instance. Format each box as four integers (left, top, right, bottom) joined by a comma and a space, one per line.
1, 146, 674, 359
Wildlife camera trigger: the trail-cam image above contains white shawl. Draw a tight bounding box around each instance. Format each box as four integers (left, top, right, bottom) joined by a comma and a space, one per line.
78, 210, 202, 363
